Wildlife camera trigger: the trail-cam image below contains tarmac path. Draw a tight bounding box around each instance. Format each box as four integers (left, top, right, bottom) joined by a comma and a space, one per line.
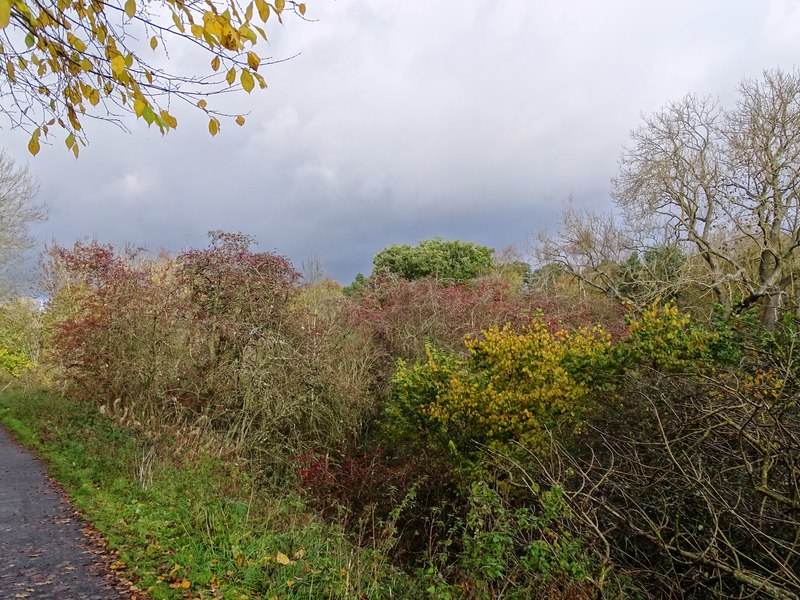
0, 424, 136, 599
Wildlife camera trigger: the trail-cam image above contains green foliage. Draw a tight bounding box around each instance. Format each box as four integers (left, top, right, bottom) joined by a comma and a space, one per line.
0, 347, 32, 376
418, 481, 605, 599
372, 238, 495, 283
618, 246, 687, 305
617, 300, 715, 370
0, 390, 415, 599
0, 298, 40, 377
342, 272, 368, 297
490, 259, 533, 290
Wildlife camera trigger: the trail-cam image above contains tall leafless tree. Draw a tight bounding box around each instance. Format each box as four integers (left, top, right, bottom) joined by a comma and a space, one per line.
537, 69, 800, 329
0, 150, 45, 292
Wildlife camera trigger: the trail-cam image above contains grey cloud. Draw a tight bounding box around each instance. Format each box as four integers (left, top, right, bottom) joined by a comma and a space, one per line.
7, 1, 800, 283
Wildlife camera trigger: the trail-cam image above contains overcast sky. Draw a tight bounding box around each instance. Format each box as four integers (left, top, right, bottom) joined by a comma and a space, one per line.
4, 0, 800, 283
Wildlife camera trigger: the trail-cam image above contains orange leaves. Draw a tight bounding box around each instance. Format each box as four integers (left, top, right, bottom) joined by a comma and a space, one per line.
168, 578, 191, 589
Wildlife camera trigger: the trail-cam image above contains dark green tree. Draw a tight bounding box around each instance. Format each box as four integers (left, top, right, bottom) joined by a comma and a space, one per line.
372, 238, 494, 284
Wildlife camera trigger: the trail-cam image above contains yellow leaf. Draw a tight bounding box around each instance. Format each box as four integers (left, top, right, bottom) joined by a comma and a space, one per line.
246, 52, 260, 70
225, 67, 236, 85
293, 548, 305, 560
274, 0, 285, 14
65, 133, 75, 149
124, 0, 135, 19
197, 99, 207, 109
298, 3, 306, 16
28, 135, 40, 156
208, 117, 219, 136
239, 24, 256, 44
67, 33, 86, 53
6, 60, 15, 83
0, 0, 10, 29
235, 115, 245, 126
191, 23, 204, 38
210, 55, 220, 71
171, 11, 184, 32
219, 25, 239, 50
110, 55, 125, 77
161, 110, 177, 128
255, 0, 269, 22
244, 1, 253, 21
275, 552, 292, 565
203, 12, 222, 37
150, 36, 158, 50
133, 97, 146, 117
240, 69, 254, 93
80, 58, 92, 72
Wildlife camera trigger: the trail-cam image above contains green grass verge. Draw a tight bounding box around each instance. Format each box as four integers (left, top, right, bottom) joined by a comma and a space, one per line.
0, 389, 418, 599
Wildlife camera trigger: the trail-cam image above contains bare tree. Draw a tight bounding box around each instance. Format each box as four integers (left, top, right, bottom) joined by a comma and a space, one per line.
723, 70, 800, 328
537, 69, 800, 328
534, 203, 696, 307
0, 150, 45, 290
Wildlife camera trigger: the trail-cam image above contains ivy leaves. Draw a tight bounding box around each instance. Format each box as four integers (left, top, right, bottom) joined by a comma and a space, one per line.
0, 0, 307, 155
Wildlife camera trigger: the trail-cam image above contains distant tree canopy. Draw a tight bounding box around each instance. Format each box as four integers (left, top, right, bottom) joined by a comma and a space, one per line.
0, 0, 307, 156
372, 238, 495, 284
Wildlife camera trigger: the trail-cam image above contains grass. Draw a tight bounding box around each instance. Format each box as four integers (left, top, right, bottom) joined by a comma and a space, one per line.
0, 389, 418, 599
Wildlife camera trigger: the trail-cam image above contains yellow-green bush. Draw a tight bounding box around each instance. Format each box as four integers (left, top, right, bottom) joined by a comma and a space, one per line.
0, 298, 41, 378
389, 317, 613, 457
389, 302, 716, 464
617, 300, 715, 370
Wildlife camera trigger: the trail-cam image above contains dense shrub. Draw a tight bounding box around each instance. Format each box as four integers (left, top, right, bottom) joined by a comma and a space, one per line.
389, 318, 614, 461
41, 234, 377, 473
0, 298, 40, 377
